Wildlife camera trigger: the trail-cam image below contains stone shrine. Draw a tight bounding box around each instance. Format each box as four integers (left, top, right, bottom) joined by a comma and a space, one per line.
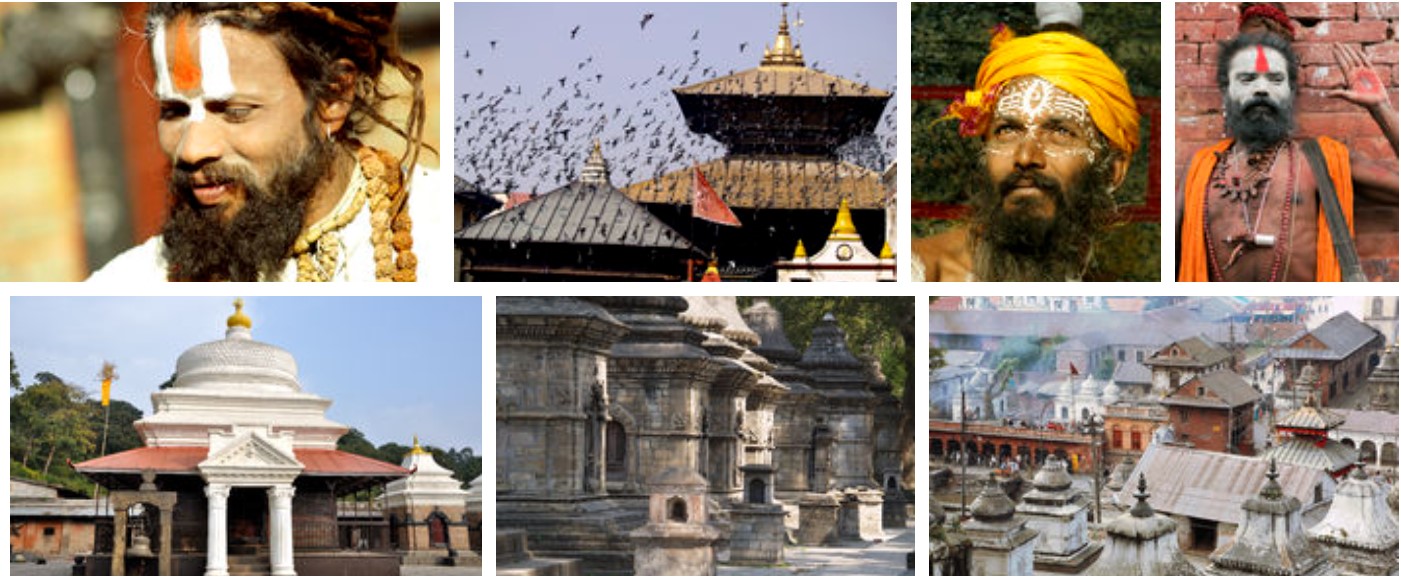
1015, 456, 1100, 572
1308, 467, 1399, 575
964, 474, 1038, 576
630, 468, 721, 576
727, 464, 786, 565
496, 296, 907, 574
1087, 474, 1200, 576
1205, 459, 1333, 575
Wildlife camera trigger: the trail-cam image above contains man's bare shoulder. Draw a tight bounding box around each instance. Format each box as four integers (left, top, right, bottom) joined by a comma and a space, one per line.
86, 236, 168, 283
912, 226, 974, 282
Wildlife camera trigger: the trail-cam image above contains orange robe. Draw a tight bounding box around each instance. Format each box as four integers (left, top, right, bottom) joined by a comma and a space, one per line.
1178, 137, 1354, 282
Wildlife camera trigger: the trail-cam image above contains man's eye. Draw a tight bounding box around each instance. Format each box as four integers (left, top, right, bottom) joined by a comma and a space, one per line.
206, 101, 255, 122
159, 101, 190, 120
223, 106, 254, 122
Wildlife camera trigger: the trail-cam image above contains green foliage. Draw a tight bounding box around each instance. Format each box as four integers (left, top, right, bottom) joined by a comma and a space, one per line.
10, 374, 98, 484
88, 399, 144, 456
10, 351, 19, 391
337, 427, 380, 458
911, 3, 1163, 282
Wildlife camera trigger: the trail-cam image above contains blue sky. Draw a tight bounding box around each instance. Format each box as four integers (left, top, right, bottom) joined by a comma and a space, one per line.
455, 2, 897, 193
10, 296, 483, 454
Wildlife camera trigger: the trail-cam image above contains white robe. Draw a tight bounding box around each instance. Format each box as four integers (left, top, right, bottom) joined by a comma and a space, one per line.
87, 165, 447, 282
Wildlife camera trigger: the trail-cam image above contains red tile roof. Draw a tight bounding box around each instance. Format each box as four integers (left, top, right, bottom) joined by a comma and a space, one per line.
74, 447, 407, 477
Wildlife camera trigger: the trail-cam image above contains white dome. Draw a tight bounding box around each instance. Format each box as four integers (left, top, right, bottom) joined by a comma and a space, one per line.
173, 326, 301, 393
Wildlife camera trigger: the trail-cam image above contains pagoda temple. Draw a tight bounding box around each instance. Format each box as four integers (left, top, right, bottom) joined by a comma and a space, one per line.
457, 142, 702, 281
74, 301, 409, 576
623, 3, 893, 280
1260, 376, 1359, 480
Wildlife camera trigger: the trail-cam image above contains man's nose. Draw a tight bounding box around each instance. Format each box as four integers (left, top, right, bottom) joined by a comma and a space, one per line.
1013, 132, 1045, 170
173, 114, 224, 167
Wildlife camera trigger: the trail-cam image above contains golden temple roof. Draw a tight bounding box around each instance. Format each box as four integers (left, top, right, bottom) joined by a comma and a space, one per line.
621, 158, 886, 210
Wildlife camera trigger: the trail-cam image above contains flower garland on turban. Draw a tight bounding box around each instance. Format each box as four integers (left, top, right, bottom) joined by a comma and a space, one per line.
942, 26, 1141, 156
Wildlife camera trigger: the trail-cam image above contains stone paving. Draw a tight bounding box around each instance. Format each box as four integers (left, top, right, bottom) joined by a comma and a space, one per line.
9, 559, 482, 576
720, 525, 915, 576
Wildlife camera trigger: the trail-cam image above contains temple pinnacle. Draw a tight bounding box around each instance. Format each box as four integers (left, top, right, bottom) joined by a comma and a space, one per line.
227, 298, 252, 329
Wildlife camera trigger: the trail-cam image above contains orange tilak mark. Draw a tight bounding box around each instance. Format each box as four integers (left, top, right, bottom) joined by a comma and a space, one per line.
170, 18, 202, 92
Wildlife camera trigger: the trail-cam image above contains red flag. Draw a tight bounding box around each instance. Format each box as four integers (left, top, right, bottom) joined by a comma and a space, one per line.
692, 166, 741, 227
1069, 363, 1079, 376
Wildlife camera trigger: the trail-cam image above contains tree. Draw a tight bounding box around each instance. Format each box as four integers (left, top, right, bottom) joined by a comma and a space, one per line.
10, 377, 97, 477
337, 428, 379, 458
86, 399, 144, 456
10, 351, 19, 391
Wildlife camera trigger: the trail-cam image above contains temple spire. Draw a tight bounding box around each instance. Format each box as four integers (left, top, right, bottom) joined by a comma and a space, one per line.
579, 139, 611, 186
1129, 473, 1155, 518
761, 2, 805, 68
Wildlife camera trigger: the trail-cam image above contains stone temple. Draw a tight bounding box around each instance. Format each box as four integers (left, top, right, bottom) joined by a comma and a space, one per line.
495, 297, 907, 574
74, 301, 412, 575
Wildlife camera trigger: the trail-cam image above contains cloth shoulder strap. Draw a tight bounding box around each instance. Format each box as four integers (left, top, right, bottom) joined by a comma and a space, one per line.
1301, 137, 1358, 282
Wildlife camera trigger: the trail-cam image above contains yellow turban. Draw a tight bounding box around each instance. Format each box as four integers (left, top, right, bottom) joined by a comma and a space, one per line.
946, 28, 1141, 156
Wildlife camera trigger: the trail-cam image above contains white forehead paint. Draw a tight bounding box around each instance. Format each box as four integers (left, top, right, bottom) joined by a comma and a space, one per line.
151, 19, 174, 98
1227, 45, 1290, 107
995, 77, 1093, 128
987, 77, 1098, 161
152, 19, 236, 123
198, 22, 235, 99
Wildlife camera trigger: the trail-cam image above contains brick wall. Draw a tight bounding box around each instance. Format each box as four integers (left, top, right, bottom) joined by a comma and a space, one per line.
1176, 2, 1399, 278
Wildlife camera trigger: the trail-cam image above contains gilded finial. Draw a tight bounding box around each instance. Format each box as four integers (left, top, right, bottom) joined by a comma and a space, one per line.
829, 199, 859, 238
409, 434, 431, 456
227, 298, 252, 329
879, 241, 893, 259
792, 239, 808, 259
761, 2, 805, 68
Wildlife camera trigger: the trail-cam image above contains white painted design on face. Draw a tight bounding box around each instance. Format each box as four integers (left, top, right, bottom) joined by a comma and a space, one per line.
198, 22, 234, 100
151, 19, 173, 98
985, 76, 1097, 161
1227, 45, 1290, 109
152, 20, 235, 124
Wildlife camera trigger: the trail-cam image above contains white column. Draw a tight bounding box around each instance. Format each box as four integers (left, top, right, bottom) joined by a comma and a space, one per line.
204, 484, 230, 577
268, 485, 297, 576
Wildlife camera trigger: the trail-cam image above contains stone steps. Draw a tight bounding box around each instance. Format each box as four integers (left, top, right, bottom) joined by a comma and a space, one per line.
496, 529, 581, 576
226, 554, 270, 576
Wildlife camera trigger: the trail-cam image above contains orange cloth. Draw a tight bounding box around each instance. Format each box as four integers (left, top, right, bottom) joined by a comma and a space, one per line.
1178, 138, 1353, 281
946, 29, 1141, 155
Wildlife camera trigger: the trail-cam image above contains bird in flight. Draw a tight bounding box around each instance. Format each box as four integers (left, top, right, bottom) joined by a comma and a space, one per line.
571, 25, 581, 39
640, 13, 654, 30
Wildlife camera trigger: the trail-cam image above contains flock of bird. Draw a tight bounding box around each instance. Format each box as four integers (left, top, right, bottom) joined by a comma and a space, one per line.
454, 8, 897, 197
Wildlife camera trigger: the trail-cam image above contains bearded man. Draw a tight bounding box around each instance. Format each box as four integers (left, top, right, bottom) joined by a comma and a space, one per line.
912, 27, 1140, 281
1177, 6, 1398, 282
89, 3, 441, 282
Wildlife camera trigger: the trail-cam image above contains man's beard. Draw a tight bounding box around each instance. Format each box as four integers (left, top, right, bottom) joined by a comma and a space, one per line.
1226, 94, 1295, 152
968, 159, 1118, 282
161, 130, 336, 282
